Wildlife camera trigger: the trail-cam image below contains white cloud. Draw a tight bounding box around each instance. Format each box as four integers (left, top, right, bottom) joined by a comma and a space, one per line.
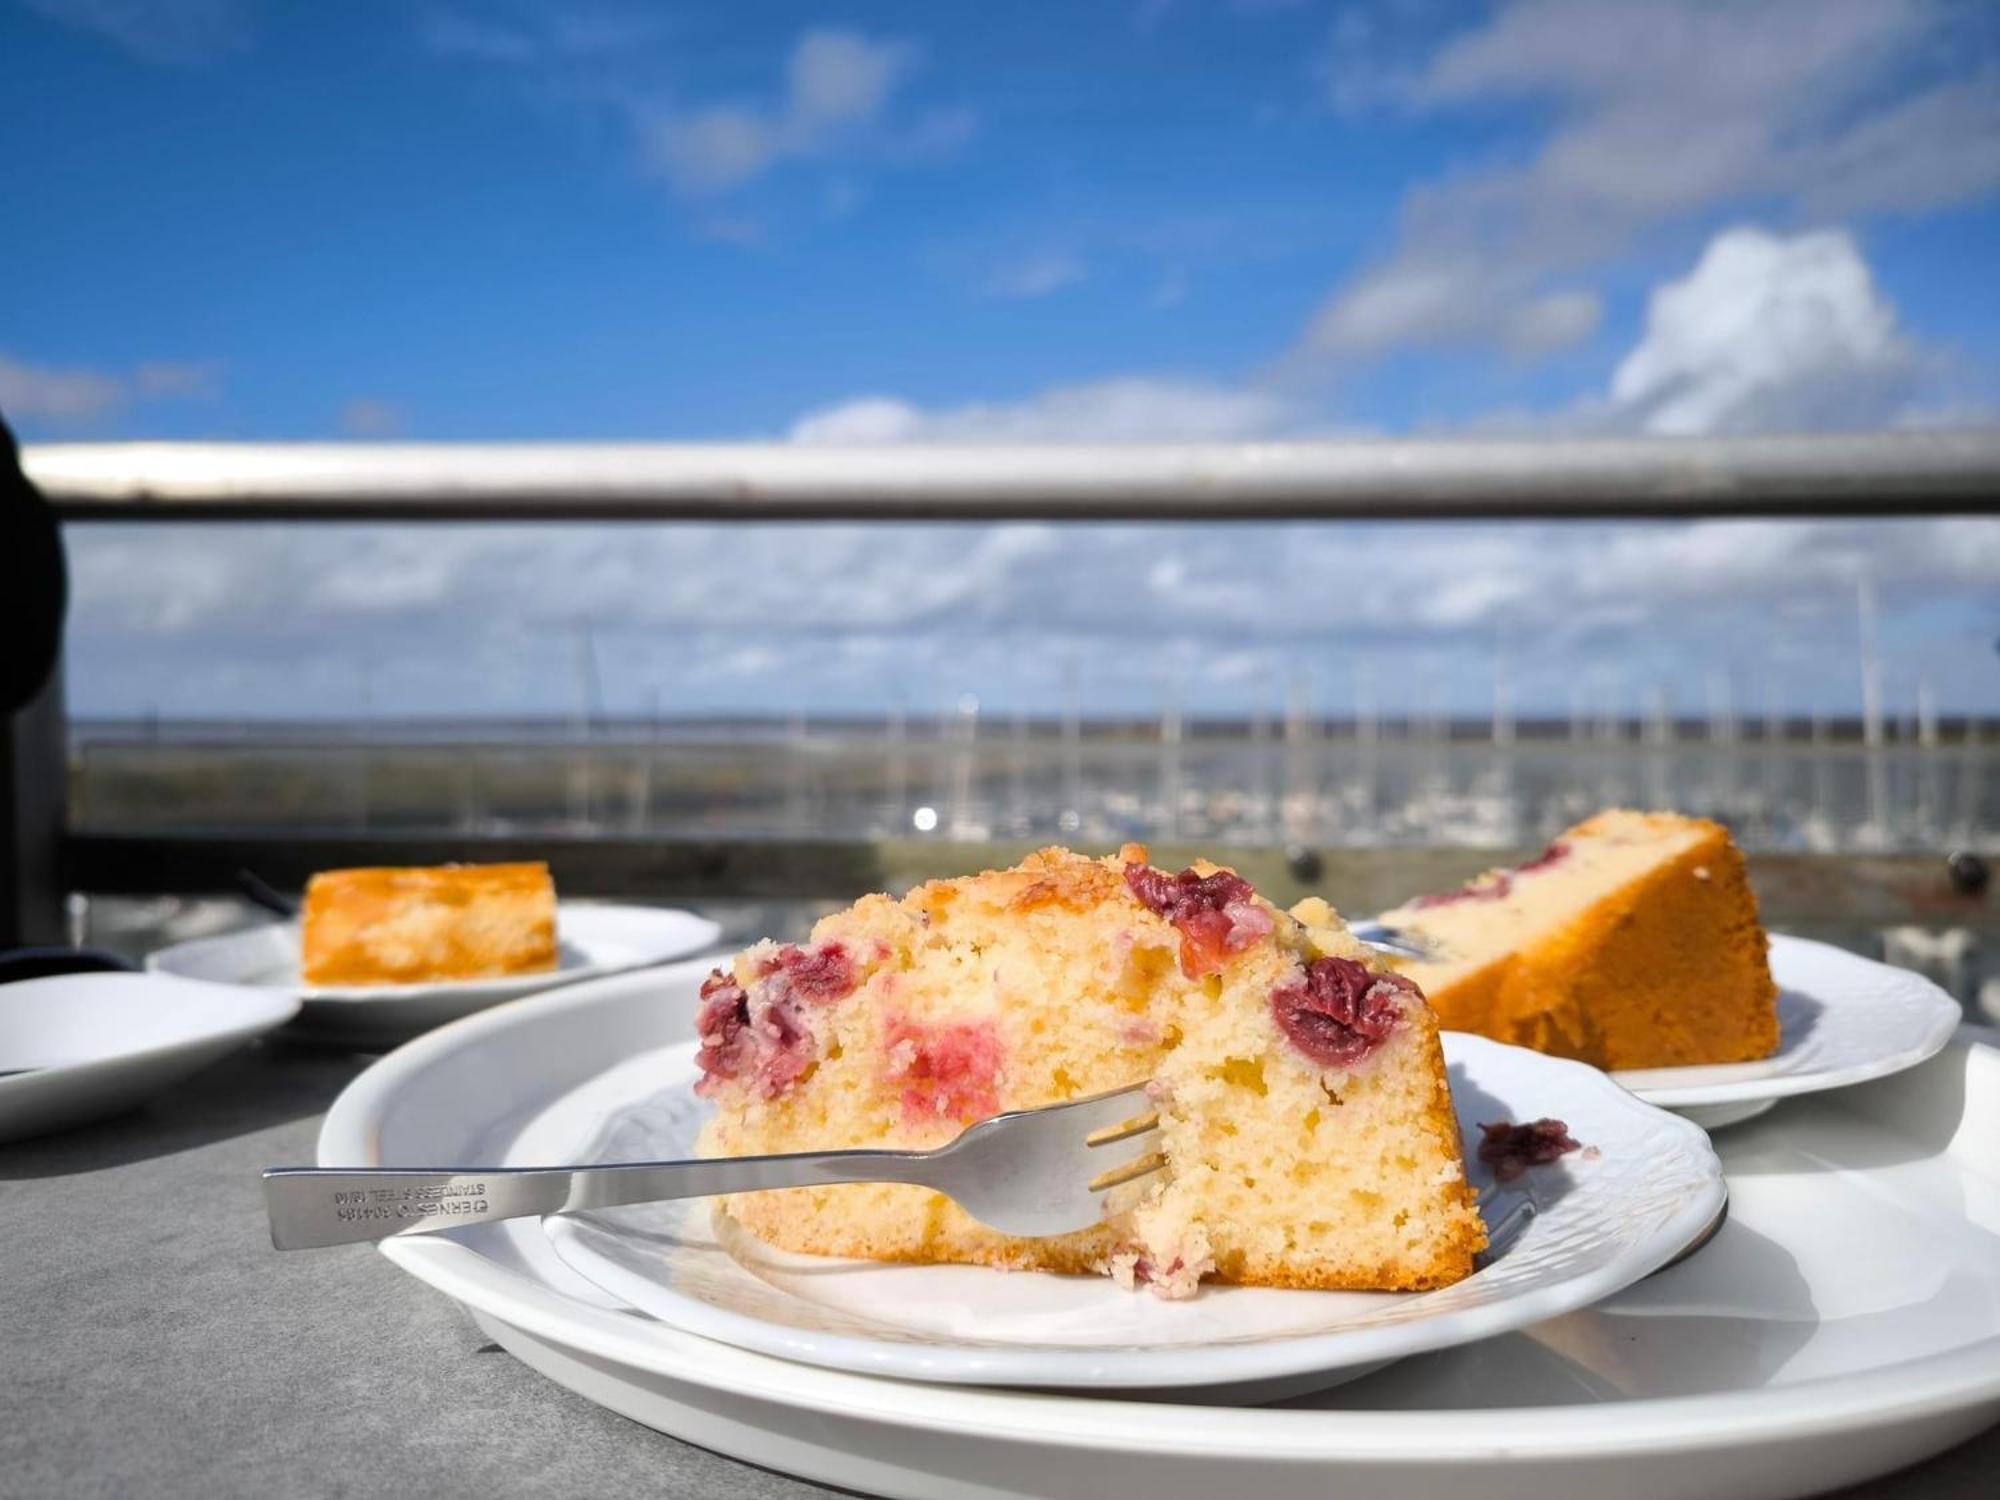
1153, 265, 1191, 309
983, 251, 1088, 300
339, 399, 409, 438
788, 377, 1310, 444
1800, 66, 2000, 217
649, 109, 785, 196
1303, 0, 2000, 364
419, 12, 541, 64
788, 30, 907, 129
1499, 290, 1603, 359
418, 6, 667, 64
642, 30, 934, 197
60, 513, 2000, 721
425, 17, 964, 216
133, 362, 220, 399
20, 0, 247, 64
0, 356, 124, 423
1305, 265, 1602, 361
793, 225, 1960, 446
1606, 226, 1919, 435
0, 352, 216, 427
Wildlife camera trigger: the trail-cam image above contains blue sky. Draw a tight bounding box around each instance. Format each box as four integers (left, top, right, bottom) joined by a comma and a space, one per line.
4, 0, 1999, 718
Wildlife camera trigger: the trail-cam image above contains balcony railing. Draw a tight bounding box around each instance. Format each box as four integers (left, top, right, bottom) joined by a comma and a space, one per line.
26, 431, 2000, 519
8, 433, 1999, 954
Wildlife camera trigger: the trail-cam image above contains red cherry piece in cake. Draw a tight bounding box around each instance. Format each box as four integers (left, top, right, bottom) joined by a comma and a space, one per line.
751, 995, 814, 1097
759, 941, 859, 1006
1411, 841, 1570, 909
1411, 873, 1511, 910
696, 966, 822, 1099
694, 970, 756, 1094
883, 1016, 1004, 1127
1270, 956, 1409, 1069
1124, 863, 1269, 978
1514, 840, 1571, 875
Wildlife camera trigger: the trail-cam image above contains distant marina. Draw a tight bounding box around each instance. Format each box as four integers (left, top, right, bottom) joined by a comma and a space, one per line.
69, 707, 1996, 855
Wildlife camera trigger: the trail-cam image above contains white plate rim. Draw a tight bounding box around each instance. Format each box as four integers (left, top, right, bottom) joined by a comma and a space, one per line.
317, 965, 2000, 1459
144, 901, 722, 1003
1612, 934, 1961, 1108
536, 1032, 1725, 1389
0, 973, 299, 1093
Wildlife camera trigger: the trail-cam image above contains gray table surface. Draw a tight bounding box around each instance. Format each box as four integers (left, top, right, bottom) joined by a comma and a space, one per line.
3, 1039, 1995, 1500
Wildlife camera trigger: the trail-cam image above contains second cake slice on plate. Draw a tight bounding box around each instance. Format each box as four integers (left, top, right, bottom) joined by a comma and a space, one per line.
1376, 810, 1779, 1070
692, 845, 1486, 1299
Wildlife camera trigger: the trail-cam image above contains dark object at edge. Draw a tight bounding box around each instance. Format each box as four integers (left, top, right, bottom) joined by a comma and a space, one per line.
1946, 851, 1989, 897
0, 947, 138, 985
0, 414, 67, 715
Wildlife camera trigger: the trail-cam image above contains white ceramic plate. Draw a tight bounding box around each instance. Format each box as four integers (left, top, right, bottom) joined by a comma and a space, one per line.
146, 902, 721, 1047
538, 1033, 1722, 1392
0, 972, 298, 1143
319, 968, 2000, 1499
1613, 934, 1961, 1128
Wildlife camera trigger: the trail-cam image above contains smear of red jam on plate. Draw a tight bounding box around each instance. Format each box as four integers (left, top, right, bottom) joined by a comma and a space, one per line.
1477, 1118, 1583, 1182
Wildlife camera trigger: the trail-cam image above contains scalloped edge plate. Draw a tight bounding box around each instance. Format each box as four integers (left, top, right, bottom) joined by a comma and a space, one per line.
1614, 935, 1960, 1120
538, 1033, 1722, 1390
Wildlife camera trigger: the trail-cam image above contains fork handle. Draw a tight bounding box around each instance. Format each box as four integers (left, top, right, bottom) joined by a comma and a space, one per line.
262, 1150, 937, 1250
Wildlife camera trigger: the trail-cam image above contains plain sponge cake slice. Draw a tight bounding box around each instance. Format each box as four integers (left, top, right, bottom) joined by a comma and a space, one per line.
692, 845, 1486, 1298
1377, 810, 1779, 1070
300, 862, 558, 987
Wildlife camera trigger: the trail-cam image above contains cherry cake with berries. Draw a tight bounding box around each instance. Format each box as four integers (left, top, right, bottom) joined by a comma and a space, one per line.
691, 845, 1485, 1298
1377, 809, 1779, 1071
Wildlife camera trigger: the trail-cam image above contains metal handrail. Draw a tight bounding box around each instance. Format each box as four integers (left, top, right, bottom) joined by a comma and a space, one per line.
28, 432, 2000, 521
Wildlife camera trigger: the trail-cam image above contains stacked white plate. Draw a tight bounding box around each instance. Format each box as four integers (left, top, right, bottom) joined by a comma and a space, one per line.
315, 937, 2000, 1499
0, 972, 298, 1143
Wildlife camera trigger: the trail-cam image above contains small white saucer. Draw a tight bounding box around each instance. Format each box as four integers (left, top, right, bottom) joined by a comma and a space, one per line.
146, 902, 721, 1048
1614, 934, 1961, 1128
540, 1032, 1724, 1393
0, 972, 298, 1143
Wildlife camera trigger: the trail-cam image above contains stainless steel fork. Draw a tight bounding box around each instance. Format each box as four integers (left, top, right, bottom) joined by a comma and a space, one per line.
1348, 921, 1446, 961
262, 1083, 1162, 1250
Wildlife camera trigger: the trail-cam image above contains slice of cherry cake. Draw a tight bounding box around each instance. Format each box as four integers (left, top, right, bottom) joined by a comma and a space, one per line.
692, 845, 1486, 1297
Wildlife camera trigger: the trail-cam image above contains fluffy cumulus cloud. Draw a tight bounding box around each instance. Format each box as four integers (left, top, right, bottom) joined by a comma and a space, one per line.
1606, 227, 1919, 435
0, 352, 215, 426
1303, 0, 2000, 364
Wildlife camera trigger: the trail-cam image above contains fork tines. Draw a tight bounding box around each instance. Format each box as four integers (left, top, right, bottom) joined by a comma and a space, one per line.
1059, 1084, 1163, 1195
